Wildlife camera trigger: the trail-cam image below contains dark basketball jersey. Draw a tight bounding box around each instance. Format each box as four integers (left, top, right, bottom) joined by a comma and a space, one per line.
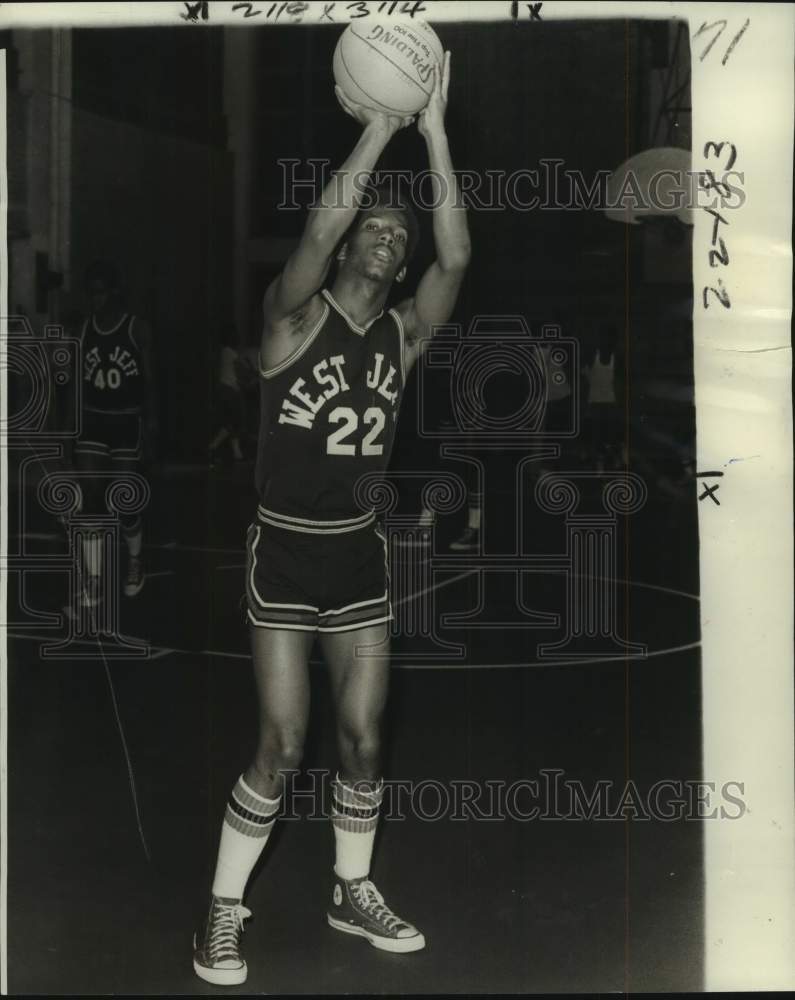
81, 314, 144, 413
255, 289, 406, 522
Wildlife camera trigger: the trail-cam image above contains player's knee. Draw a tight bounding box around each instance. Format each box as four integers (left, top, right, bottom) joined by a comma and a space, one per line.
339, 728, 381, 774
254, 729, 305, 774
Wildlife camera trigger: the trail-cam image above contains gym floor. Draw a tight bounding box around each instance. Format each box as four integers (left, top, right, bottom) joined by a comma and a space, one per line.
6, 456, 703, 995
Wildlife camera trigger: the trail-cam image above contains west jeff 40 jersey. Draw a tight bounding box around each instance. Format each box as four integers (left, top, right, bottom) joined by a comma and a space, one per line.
81, 313, 144, 413
255, 289, 406, 522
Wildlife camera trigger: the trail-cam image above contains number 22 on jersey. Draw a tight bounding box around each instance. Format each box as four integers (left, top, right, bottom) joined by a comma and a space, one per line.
327, 406, 386, 456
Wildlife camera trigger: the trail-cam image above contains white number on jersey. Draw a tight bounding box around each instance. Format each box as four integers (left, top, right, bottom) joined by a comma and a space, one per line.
362, 407, 385, 456
327, 406, 385, 456
93, 367, 121, 390
327, 407, 358, 455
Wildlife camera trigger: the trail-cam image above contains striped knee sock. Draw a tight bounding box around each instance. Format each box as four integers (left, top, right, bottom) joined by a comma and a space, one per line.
211, 775, 280, 901
125, 528, 142, 558
332, 774, 383, 881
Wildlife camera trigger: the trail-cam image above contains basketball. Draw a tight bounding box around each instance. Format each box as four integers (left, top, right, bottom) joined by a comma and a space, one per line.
333, 19, 444, 116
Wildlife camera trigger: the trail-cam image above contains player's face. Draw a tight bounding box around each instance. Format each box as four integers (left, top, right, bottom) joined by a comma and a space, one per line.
87, 281, 111, 313
347, 212, 409, 283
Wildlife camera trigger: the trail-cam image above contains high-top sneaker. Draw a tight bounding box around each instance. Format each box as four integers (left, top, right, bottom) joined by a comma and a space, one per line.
327, 876, 425, 953
193, 895, 252, 986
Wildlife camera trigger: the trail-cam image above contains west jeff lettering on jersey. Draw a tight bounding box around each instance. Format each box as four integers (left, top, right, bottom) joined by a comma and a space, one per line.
81, 313, 144, 413
256, 289, 406, 526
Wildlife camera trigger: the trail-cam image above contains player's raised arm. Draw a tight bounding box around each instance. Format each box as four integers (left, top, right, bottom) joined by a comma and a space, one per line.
399, 52, 471, 373
262, 96, 413, 355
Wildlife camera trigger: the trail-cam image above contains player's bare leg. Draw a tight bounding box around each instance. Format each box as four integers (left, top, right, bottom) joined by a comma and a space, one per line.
321, 625, 425, 953
245, 626, 314, 798
194, 627, 313, 986
114, 456, 145, 597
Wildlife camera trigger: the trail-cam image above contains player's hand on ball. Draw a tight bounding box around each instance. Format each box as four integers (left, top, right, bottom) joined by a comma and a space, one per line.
418, 51, 450, 140
334, 86, 414, 136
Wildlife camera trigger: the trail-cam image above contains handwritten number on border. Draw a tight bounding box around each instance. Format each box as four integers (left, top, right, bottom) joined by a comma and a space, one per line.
703, 279, 731, 310
693, 18, 750, 65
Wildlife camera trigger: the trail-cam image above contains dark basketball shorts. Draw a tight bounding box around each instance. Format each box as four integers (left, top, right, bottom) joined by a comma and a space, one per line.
75, 409, 143, 462
245, 506, 392, 633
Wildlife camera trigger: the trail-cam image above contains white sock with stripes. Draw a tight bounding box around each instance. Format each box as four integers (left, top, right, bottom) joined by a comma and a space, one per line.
468, 493, 482, 530
332, 774, 383, 881
126, 529, 142, 558
211, 774, 280, 901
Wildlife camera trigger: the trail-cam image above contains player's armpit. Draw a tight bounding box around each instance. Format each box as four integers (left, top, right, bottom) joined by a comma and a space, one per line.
260, 292, 325, 376
396, 257, 468, 373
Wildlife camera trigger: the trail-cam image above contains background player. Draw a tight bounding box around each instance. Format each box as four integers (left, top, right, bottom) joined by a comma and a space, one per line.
194, 54, 470, 986
582, 323, 623, 472
72, 260, 157, 608
208, 322, 247, 467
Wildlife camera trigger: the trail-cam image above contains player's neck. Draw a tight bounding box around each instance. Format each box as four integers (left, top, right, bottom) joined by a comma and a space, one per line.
329, 274, 388, 329
93, 303, 126, 329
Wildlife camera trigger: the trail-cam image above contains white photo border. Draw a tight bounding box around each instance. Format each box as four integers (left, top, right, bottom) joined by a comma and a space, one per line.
0, 1, 793, 992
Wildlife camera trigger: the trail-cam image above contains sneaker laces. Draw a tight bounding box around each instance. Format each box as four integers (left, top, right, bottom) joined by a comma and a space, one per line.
352, 880, 403, 931
206, 900, 251, 962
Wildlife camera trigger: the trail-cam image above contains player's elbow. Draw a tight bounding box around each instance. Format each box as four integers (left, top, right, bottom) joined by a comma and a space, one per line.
441, 245, 471, 274
304, 207, 340, 253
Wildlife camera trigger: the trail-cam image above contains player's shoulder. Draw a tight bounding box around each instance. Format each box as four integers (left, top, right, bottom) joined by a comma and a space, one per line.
391, 297, 413, 320
130, 314, 151, 332
129, 314, 152, 346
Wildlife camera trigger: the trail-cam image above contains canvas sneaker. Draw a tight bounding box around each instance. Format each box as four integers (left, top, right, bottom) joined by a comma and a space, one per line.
193, 895, 252, 986
327, 876, 425, 953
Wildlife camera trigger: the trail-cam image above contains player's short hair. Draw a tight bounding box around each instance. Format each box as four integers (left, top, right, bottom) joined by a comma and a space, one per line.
354, 182, 420, 265
85, 259, 121, 291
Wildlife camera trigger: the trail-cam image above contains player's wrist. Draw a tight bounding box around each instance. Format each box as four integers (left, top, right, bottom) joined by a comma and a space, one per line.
363, 116, 393, 140
422, 124, 449, 152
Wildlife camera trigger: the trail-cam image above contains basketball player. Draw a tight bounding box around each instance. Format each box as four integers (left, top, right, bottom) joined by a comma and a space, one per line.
209, 324, 246, 467
194, 54, 470, 986
583, 324, 622, 472
72, 260, 156, 607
